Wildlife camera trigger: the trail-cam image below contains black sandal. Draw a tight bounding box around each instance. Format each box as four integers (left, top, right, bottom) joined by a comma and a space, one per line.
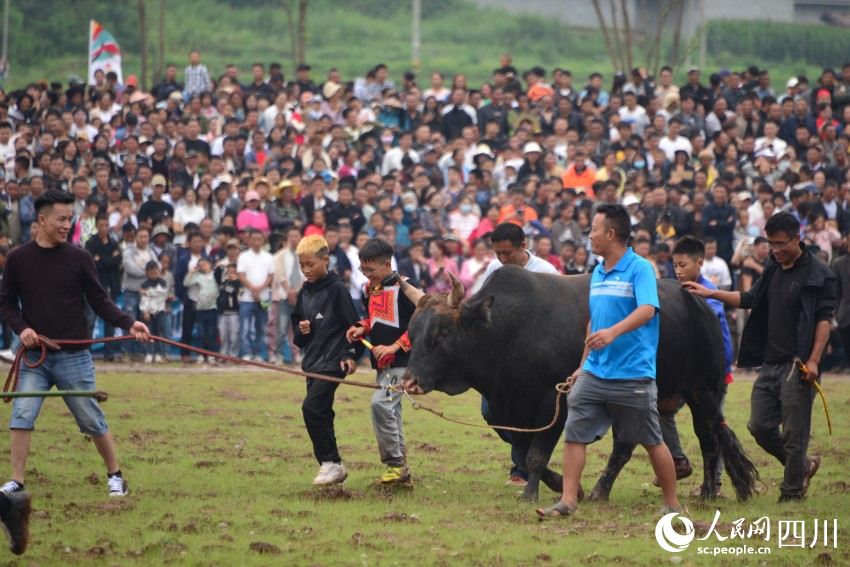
535, 500, 577, 518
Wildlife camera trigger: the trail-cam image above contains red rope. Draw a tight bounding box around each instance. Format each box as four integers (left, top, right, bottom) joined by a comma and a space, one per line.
3, 335, 383, 403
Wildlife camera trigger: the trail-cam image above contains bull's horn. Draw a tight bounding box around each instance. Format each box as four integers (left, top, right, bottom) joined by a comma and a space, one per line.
396, 272, 425, 304
448, 272, 465, 309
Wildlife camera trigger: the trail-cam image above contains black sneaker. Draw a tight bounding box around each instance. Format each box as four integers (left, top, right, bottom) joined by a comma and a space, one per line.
0, 481, 24, 495
0, 491, 31, 555
107, 475, 128, 497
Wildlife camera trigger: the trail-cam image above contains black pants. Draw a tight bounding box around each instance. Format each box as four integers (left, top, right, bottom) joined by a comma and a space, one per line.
181, 299, 197, 356
839, 325, 850, 369
302, 371, 345, 464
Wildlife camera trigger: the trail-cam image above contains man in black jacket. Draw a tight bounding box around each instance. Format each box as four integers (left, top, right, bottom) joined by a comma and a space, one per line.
84, 214, 123, 361
684, 212, 836, 502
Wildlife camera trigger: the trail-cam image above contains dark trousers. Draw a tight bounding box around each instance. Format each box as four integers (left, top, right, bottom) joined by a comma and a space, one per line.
180, 299, 197, 356
481, 396, 526, 479
839, 325, 850, 369
195, 309, 218, 353
747, 360, 817, 499
302, 372, 345, 464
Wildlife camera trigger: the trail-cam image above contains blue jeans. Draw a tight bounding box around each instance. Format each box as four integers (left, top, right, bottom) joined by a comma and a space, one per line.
146, 312, 169, 356
481, 396, 526, 479
275, 301, 295, 360
121, 291, 141, 357
10, 350, 109, 436
196, 309, 218, 353
238, 301, 267, 358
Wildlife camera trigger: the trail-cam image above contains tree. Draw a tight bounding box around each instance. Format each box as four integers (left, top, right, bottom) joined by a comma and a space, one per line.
281, 0, 308, 70
593, 0, 685, 77
138, 0, 148, 90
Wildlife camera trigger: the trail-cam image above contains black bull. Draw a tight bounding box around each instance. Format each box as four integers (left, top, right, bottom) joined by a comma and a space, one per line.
402, 266, 758, 502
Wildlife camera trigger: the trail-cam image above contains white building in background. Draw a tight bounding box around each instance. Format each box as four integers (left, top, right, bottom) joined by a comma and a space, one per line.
475, 0, 850, 27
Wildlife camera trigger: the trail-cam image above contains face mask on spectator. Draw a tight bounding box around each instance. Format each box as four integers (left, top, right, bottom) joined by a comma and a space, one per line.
381, 135, 394, 145
403, 203, 417, 213
634, 160, 646, 168
460, 204, 473, 214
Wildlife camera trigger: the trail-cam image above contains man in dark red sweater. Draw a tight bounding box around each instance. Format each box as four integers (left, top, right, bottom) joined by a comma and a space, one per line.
0, 190, 150, 499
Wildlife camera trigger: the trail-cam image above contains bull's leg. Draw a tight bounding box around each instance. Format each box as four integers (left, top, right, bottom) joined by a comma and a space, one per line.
588, 440, 636, 502
520, 431, 563, 502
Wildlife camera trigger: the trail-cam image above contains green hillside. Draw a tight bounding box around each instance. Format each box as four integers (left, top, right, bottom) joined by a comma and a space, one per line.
4, 0, 848, 90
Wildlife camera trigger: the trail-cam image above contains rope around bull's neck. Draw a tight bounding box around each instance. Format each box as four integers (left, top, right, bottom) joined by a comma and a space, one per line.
2, 334, 572, 433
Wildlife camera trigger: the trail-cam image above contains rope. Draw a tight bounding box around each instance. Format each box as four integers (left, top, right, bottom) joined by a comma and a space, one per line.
396, 380, 573, 433
2, 334, 573, 434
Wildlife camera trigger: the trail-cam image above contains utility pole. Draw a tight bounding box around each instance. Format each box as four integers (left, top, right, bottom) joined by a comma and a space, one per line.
1, 0, 9, 80
698, 0, 706, 70
412, 0, 421, 74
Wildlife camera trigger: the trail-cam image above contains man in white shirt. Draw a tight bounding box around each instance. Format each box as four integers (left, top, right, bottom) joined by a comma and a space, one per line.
481, 222, 558, 487
237, 229, 275, 362
268, 226, 304, 364
658, 117, 693, 162
700, 238, 732, 290
381, 131, 420, 175
618, 91, 650, 137
754, 120, 788, 155
483, 223, 559, 280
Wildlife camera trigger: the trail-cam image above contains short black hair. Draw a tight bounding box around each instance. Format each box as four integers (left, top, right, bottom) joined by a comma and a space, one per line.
35, 188, 74, 215
490, 223, 525, 247
764, 211, 800, 238
145, 261, 159, 271
595, 204, 631, 243
359, 237, 394, 263
672, 235, 705, 260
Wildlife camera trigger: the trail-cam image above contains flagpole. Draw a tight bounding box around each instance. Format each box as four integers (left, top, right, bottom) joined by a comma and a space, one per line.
87, 20, 93, 85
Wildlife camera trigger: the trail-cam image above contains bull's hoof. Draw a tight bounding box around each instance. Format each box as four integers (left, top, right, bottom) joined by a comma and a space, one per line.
586, 486, 609, 502
518, 490, 539, 502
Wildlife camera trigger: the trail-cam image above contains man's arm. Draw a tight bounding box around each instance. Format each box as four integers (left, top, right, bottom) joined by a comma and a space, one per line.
803, 320, 831, 382
681, 280, 743, 308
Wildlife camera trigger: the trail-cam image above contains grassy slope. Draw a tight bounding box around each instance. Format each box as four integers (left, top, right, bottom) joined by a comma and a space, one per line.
5, 0, 831, 92
9, 365, 849, 565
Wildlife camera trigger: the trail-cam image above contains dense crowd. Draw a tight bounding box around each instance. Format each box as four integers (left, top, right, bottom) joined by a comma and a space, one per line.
1, 51, 850, 367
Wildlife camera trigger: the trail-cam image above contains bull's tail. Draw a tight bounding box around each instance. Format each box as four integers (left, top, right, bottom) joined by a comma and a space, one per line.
718, 422, 759, 501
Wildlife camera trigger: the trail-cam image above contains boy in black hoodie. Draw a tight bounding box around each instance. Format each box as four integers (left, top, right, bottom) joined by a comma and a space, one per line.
292, 235, 364, 486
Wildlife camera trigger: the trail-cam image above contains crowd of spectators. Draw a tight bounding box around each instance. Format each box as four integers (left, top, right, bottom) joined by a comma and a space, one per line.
1, 51, 850, 367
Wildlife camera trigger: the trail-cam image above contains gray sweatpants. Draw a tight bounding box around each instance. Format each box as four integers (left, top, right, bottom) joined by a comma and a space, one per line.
370, 367, 407, 468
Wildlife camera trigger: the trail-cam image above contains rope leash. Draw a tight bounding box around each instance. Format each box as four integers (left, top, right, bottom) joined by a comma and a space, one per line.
2, 334, 572, 434
794, 358, 832, 436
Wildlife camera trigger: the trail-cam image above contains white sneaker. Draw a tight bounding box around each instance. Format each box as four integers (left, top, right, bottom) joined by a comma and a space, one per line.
143, 354, 153, 364
194, 356, 206, 364
268, 354, 282, 365
153, 355, 163, 363
241, 355, 254, 363
0, 350, 14, 364
107, 475, 128, 497
294, 354, 304, 364
312, 462, 347, 486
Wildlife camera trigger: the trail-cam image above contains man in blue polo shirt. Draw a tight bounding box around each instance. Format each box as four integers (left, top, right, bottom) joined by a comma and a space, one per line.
538, 204, 684, 518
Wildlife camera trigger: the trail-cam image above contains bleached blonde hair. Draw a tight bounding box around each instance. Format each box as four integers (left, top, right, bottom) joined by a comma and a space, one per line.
296, 235, 329, 257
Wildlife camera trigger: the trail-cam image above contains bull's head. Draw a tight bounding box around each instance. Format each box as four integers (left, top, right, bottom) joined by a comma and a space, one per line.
402, 273, 495, 396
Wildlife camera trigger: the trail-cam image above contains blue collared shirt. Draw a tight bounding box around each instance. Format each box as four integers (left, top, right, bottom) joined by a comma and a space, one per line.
697, 274, 734, 374
583, 248, 659, 379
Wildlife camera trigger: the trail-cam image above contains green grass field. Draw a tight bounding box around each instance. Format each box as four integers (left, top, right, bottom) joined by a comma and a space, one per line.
3, 365, 848, 565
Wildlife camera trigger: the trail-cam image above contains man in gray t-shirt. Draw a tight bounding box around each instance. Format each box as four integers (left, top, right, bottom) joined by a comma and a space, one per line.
481, 223, 558, 487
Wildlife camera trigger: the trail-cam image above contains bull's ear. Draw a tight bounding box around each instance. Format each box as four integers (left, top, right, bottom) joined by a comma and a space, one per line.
461, 294, 494, 325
